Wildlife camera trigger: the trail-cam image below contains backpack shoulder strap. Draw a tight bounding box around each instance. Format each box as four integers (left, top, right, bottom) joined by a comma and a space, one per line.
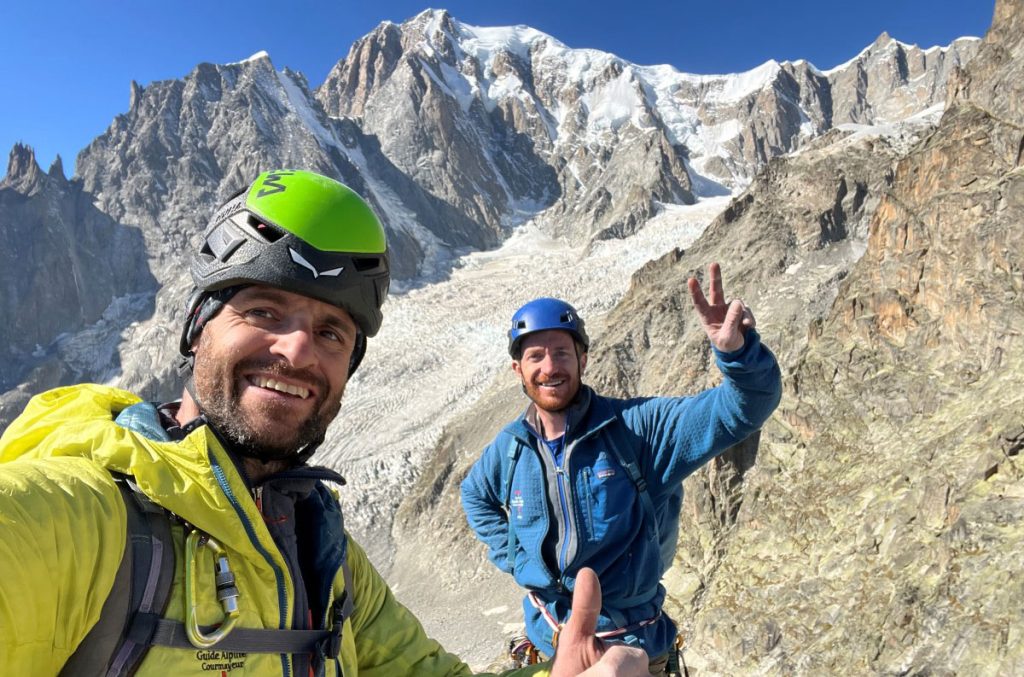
65, 473, 356, 670
603, 414, 658, 540
502, 437, 525, 569
61, 474, 176, 677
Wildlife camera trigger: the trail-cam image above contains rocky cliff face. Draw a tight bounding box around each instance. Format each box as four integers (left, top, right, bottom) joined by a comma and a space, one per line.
570, 3, 1020, 674
826, 31, 975, 124
0, 145, 155, 394
74, 53, 483, 284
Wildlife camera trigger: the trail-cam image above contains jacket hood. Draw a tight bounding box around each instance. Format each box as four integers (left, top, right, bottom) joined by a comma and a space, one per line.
0, 384, 275, 559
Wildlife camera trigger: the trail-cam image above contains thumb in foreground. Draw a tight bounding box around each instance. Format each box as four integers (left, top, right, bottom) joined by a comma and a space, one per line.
563, 567, 602, 643
551, 568, 648, 676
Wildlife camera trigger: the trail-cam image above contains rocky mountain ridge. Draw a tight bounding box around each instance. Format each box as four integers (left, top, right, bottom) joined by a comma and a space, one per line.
0, 13, 976, 422
0, 145, 155, 395
319, 11, 977, 245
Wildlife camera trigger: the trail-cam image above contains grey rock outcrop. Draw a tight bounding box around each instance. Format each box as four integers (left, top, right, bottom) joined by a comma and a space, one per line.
588, 2, 1021, 674
0, 145, 155, 394
827, 31, 978, 124
74, 53, 476, 284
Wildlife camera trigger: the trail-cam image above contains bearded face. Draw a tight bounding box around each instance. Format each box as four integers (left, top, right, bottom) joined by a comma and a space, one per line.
513, 330, 586, 414
189, 286, 355, 460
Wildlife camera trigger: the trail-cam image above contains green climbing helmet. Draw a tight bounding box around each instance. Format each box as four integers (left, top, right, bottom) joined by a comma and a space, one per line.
179, 170, 390, 378
188, 169, 390, 337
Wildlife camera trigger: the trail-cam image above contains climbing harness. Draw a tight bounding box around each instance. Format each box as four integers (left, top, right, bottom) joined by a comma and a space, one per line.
527, 590, 662, 649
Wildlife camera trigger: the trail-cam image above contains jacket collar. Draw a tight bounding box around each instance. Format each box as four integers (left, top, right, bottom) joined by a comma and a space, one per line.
0, 384, 340, 560
512, 384, 615, 444
116, 400, 346, 488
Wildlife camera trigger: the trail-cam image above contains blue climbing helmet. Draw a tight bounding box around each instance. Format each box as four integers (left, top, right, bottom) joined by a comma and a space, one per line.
507, 298, 590, 358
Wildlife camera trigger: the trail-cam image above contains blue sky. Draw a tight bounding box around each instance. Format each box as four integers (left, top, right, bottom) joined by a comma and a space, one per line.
1, 1, 994, 175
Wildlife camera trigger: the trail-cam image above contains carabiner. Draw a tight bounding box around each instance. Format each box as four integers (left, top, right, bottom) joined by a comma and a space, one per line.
185, 529, 241, 648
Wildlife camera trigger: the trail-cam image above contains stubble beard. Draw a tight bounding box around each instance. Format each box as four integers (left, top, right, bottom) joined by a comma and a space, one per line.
192, 346, 343, 462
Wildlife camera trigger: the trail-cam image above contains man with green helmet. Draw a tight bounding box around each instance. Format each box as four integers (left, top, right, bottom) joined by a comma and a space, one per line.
0, 169, 647, 676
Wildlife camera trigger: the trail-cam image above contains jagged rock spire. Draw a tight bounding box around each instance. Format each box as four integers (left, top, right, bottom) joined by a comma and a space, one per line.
48, 155, 66, 181
129, 80, 144, 110
2, 143, 46, 194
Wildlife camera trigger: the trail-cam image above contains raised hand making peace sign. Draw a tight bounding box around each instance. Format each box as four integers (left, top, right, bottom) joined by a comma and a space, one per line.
687, 262, 756, 353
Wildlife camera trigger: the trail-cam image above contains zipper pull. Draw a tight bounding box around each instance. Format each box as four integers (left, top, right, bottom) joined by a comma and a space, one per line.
253, 485, 264, 512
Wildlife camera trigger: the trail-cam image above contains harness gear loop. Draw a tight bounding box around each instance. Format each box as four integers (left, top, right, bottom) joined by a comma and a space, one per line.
668, 631, 689, 677
185, 530, 241, 648
508, 635, 545, 667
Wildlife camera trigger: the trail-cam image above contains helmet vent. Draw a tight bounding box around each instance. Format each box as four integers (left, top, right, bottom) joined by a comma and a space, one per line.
245, 214, 284, 243
352, 256, 383, 272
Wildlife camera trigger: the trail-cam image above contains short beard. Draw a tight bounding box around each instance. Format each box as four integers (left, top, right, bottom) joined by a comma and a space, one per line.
522, 379, 581, 414
192, 340, 342, 462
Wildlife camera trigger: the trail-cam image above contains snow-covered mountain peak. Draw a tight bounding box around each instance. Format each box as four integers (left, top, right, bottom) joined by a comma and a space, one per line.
697, 59, 784, 104
234, 50, 272, 65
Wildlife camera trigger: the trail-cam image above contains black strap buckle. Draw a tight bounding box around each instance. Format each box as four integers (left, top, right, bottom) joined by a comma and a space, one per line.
321, 592, 348, 659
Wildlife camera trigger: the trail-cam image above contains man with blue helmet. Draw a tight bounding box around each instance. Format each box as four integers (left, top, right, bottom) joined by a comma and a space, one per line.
461, 263, 783, 675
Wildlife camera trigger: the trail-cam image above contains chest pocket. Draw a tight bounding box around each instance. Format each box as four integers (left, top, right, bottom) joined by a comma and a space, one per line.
579, 451, 637, 543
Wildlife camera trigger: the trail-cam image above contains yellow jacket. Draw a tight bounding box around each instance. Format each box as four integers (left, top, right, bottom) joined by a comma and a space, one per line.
0, 384, 544, 676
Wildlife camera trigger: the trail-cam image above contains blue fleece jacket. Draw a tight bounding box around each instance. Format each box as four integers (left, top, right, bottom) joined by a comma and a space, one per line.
460, 330, 782, 658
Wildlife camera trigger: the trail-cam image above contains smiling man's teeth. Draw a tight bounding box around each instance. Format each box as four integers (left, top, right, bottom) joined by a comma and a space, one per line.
540, 380, 564, 388
255, 377, 310, 399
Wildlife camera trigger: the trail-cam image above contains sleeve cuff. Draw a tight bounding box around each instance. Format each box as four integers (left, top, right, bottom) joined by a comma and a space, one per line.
711, 328, 761, 364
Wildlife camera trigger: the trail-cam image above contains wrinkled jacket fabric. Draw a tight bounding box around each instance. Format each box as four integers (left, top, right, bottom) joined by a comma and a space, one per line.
461, 330, 782, 658
0, 384, 543, 676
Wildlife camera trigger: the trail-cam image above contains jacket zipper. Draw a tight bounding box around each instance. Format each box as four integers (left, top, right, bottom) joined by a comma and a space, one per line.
553, 419, 616, 577
209, 453, 294, 677
581, 467, 595, 539
554, 464, 573, 571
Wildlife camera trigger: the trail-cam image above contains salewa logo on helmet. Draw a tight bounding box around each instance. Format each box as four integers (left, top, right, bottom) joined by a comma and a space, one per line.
289, 248, 344, 278
256, 171, 295, 198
